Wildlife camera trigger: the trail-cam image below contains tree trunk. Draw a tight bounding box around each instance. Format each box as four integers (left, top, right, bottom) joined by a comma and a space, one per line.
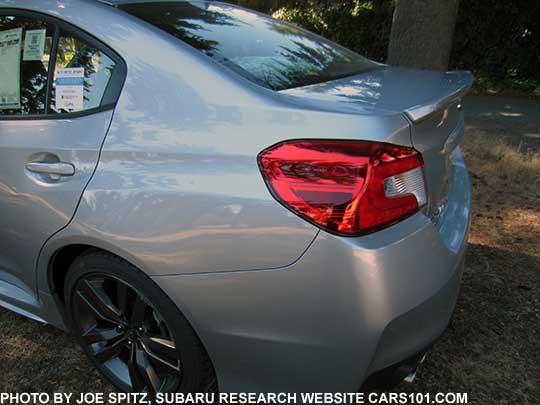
387, 0, 460, 71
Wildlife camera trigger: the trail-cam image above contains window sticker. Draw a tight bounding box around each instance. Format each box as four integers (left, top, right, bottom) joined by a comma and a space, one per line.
55, 67, 84, 111
0, 28, 23, 110
23, 28, 47, 61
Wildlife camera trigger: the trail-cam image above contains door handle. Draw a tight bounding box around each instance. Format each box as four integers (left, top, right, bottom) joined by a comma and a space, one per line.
26, 162, 75, 177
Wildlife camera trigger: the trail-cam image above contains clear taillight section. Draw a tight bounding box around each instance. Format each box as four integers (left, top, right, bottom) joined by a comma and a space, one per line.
384, 167, 427, 207
258, 140, 426, 236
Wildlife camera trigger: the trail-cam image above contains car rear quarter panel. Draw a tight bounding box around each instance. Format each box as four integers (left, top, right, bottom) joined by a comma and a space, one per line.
31, 0, 413, 281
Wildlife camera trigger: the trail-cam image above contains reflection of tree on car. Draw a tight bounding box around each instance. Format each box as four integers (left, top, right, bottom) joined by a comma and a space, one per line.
121, 1, 377, 91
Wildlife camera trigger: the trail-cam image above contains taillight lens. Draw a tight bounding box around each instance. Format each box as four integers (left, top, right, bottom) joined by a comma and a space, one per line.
258, 140, 426, 236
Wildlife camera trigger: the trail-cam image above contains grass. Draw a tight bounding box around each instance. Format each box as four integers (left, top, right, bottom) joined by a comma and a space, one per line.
0, 119, 539, 402
463, 126, 540, 258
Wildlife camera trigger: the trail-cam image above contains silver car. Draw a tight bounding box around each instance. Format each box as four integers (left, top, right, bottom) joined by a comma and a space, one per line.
0, 0, 472, 394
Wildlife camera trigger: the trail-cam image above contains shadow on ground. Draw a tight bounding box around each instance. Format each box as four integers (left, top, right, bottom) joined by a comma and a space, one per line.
397, 243, 540, 404
465, 95, 540, 150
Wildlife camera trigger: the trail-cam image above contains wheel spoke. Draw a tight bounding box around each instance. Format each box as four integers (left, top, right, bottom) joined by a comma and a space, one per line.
77, 280, 122, 324
130, 295, 148, 324
152, 311, 168, 337
128, 343, 162, 393
135, 346, 162, 394
144, 336, 178, 358
82, 325, 123, 345
141, 336, 180, 372
128, 343, 144, 392
94, 335, 128, 364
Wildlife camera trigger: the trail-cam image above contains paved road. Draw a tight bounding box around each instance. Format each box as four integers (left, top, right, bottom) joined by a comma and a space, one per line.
464, 95, 540, 150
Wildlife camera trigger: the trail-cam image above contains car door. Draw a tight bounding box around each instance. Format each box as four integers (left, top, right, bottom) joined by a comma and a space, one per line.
0, 10, 125, 313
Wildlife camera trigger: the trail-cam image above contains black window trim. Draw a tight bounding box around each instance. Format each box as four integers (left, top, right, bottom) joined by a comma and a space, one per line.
0, 8, 127, 121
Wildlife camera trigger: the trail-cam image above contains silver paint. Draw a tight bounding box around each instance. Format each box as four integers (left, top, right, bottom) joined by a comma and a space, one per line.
0, 0, 472, 392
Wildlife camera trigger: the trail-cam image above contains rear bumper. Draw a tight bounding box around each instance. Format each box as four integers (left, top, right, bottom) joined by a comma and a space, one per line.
153, 148, 471, 392
364, 259, 463, 383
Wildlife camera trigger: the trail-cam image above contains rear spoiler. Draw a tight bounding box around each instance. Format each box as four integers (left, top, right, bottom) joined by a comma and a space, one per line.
404, 71, 475, 123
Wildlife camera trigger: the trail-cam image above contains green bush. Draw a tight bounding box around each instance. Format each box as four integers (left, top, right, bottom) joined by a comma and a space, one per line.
272, 1, 393, 62
452, 0, 540, 92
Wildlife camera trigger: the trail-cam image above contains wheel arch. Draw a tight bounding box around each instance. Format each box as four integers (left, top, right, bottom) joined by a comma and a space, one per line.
39, 237, 192, 323
38, 229, 209, 328
39, 234, 149, 296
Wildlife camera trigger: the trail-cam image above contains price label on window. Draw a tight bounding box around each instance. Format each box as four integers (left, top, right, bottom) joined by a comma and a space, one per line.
55, 67, 84, 111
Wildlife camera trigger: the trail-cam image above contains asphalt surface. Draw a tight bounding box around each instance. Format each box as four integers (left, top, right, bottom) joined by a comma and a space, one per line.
464, 95, 540, 150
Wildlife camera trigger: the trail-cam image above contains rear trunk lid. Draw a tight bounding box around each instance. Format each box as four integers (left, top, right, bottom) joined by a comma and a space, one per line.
281, 66, 474, 221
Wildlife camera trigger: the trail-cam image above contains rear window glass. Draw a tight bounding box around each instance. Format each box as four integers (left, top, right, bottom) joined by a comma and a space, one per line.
118, 1, 378, 91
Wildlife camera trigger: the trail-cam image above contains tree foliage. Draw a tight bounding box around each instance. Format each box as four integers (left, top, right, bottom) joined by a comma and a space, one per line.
452, 0, 540, 91
226, 0, 540, 91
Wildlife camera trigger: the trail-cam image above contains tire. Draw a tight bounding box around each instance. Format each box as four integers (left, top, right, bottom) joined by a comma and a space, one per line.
64, 250, 217, 394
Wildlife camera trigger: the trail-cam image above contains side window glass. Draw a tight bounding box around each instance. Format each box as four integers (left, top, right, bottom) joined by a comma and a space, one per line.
50, 30, 116, 114
0, 15, 54, 116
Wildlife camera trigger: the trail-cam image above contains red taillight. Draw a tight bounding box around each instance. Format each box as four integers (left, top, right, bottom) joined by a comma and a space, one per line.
258, 140, 426, 236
